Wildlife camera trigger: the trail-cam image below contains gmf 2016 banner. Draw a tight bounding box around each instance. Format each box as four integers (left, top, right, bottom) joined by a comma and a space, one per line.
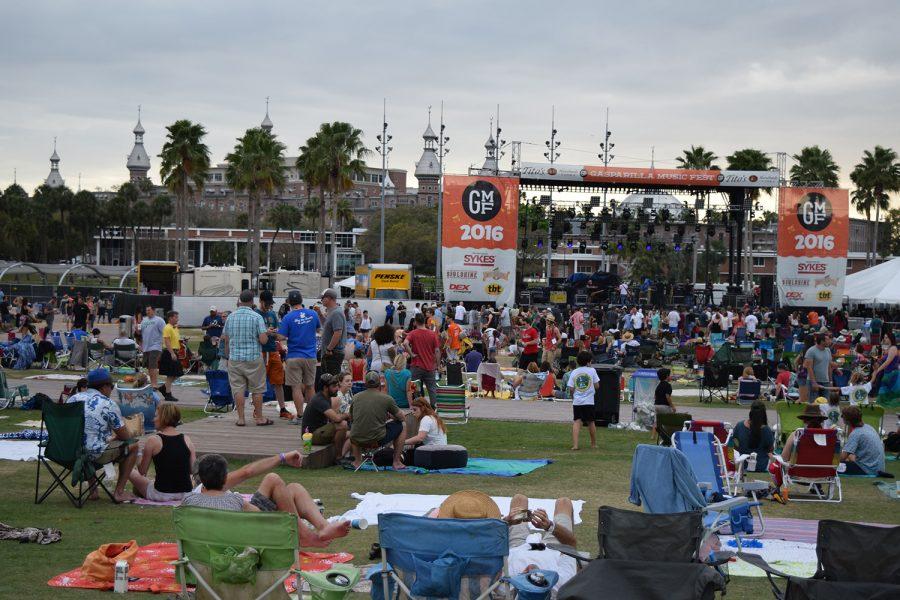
776, 187, 849, 308
442, 175, 519, 306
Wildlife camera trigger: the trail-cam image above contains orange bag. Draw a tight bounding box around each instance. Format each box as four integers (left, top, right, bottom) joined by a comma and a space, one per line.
81, 540, 139, 582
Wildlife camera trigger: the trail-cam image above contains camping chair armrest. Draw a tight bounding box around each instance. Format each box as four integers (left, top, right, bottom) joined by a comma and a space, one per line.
546, 543, 593, 563
170, 558, 189, 566
773, 455, 786, 466
705, 496, 749, 513
706, 550, 735, 567
733, 451, 755, 465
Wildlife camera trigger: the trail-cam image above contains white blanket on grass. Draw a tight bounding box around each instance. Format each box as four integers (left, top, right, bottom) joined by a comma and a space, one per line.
0, 440, 41, 461
722, 537, 818, 578
340, 492, 584, 526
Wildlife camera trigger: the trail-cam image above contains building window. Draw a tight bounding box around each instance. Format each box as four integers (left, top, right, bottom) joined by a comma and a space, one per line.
752, 257, 766, 268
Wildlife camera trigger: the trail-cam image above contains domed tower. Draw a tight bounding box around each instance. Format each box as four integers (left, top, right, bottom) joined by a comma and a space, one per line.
261, 97, 274, 132
126, 106, 151, 182
414, 112, 441, 206
481, 129, 498, 174
45, 138, 65, 188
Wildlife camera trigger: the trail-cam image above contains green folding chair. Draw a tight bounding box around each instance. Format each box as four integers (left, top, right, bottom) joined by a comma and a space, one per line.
0, 370, 29, 410
435, 384, 468, 424
774, 401, 808, 446
859, 404, 886, 435
173, 506, 359, 600
34, 400, 116, 507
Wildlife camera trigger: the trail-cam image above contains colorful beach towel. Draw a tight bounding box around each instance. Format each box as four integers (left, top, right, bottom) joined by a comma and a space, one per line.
348, 457, 551, 477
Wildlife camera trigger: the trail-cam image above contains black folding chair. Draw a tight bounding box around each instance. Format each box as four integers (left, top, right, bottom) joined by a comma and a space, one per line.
733, 520, 900, 599
34, 400, 116, 508
699, 364, 731, 404
655, 412, 693, 446
552, 506, 728, 600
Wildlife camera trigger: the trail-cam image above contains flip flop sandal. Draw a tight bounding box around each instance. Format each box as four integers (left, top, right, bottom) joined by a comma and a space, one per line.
255, 419, 274, 426
235, 422, 246, 427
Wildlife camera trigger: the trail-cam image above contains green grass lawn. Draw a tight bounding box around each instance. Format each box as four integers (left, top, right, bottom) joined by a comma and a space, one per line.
1, 419, 896, 599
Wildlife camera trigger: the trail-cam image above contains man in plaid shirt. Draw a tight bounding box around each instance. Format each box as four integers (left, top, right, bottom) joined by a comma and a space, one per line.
222, 289, 272, 426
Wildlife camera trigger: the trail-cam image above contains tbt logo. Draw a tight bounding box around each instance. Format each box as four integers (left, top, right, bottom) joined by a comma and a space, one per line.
485, 283, 503, 296
462, 180, 502, 222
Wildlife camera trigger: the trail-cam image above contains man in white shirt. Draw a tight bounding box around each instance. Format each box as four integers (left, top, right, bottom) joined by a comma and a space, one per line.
454, 302, 466, 324
618, 282, 629, 304
722, 310, 733, 331
667, 308, 681, 333
632, 309, 644, 332
745, 312, 759, 337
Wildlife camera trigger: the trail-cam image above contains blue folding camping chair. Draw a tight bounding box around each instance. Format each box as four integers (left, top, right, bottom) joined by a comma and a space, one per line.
629, 444, 755, 546
736, 379, 762, 405
673, 431, 766, 537
203, 369, 236, 413
368, 512, 557, 600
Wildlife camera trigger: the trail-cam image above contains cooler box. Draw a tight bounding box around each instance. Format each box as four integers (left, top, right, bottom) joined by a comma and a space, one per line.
593, 364, 622, 426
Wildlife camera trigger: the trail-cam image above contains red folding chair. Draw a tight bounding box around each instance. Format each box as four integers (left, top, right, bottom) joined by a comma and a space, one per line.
773, 428, 841, 503
694, 344, 713, 368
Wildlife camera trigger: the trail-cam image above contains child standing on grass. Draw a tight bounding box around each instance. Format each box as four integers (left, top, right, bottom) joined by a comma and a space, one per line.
567, 351, 599, 450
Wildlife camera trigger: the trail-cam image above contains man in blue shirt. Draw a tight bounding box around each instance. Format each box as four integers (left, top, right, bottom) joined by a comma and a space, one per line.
201, 307, 225, 340
277, 290, 320, 420
257, 291, 290, 421
66, 368, 139, 502
384, 300, 395, 325
222, 290, 270, 426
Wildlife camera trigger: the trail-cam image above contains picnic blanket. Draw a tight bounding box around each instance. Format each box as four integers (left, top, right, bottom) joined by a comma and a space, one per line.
0, 440, 41, 461
722, 537, 818, 578
349, 457, 552, 477
132, 493, 253, 507
340, 492, 584, 526
48, 542, 353, 593
0, 429, 46, 440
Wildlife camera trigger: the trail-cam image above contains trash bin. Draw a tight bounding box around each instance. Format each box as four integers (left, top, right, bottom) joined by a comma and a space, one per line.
593, 364, 622, 426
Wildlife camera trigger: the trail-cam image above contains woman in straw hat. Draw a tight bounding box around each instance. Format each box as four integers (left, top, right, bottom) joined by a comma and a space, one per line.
767, 403, 827, 504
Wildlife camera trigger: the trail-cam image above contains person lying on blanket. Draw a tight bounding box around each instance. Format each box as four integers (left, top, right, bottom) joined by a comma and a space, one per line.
181, 453, 350, 547
430, 490, 579, 594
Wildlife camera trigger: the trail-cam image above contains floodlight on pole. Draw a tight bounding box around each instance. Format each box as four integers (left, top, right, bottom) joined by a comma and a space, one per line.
376, 98, 392, 263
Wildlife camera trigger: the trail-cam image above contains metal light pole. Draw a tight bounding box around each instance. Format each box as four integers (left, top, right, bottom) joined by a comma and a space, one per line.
435, 102, 449, 293
375, 99, 392, 263
543, 107, 560, 282
597, 107, 615, 271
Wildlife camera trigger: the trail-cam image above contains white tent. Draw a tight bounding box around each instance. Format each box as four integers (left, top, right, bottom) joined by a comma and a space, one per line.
844, 257, 900, 305
335, 275, 355, 289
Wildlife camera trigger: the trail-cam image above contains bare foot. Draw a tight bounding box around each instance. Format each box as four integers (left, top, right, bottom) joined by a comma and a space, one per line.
318, 520, 351, 542
570, 447, 579, 451
88, 489, 100, 501
590, 444, 597, 449
114, 491, 136, 503
393, 462, 406, 471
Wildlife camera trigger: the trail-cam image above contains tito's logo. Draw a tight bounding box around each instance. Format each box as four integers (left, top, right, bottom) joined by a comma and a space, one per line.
462, 181, 502, 222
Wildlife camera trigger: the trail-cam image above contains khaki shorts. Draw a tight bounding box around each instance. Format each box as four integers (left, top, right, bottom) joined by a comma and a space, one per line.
143, 350, 161, 369
91, 439, 130, 465
311, 422, 337, 445
285, 358, 317, 387
264, 351, 285, 385
228, 359, 267, 396
509, 512, 574, 548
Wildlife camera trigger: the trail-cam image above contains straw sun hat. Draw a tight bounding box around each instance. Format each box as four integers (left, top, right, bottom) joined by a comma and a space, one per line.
438, 490, 501, 519
797, 403, 827, 421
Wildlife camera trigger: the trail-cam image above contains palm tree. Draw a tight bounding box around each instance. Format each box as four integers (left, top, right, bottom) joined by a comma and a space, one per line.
150, 194, 174, 259
850, 146, 900, 264
334, 198, 354, 230
790, 146, 839, 187
159, 120, 211, 270
298, 122, 369, 283
301, 197, 321, 230
726, 149, 773, 290
676, 145, 719, 170
267, 203, 301, 269
225, 127, 287, 285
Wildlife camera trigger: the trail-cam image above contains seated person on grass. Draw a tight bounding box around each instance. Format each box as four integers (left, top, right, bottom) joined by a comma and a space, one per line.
181, 453, 350, 547
300, 372, 350, 464
732, 400, 775, 472
349, 371, 407, 470
129, 402, 194, 502
840, 405, 886, 476
767, 403, 827, 504
65, 368, 139, 503
771, 362, 792, 400
405, 397, 448, 447
431, 490, 578, 595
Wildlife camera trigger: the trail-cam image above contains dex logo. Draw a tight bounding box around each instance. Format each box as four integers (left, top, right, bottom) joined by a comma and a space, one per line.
796, 192, 833, 232
449, 284, 471, 292
462, 181, 502, 222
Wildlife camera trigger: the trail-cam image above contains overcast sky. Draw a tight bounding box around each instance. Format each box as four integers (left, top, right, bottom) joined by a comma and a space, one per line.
2, 0, 898, 209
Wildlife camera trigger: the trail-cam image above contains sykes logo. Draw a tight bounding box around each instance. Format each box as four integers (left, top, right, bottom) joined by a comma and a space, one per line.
445, 270, 477, 279
373, 273, 405, 281
463, 254, 495, 266
449, 284, 471, 292
797, 263, 827, 274
785, 291, 805, 301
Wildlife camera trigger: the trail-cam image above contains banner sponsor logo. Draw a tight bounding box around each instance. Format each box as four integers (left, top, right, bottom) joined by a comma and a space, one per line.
485, 283, 504, 296
776, 188, 848, 308
482, 268, 510, 281
463, 254, 496, 266
449, 283, 471, 292
445, 269, 477, 279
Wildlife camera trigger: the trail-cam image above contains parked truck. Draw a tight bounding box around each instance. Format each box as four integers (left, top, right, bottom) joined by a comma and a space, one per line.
178, 266, 249, 296
258, 270, 328, 300
354, 263, 413, 299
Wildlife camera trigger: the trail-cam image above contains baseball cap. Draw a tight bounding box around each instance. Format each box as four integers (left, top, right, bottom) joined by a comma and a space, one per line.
287, 290, 303, 306
87, 368, 112, 386
209, 306, 217, 312
364, 370, 382, 387
321, 288, 338, 300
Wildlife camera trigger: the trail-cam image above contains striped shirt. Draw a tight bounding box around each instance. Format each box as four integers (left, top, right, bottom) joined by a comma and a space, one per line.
222, 306, 266, 362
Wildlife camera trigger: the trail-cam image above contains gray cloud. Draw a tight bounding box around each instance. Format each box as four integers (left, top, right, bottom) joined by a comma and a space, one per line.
1, 0, 898, 202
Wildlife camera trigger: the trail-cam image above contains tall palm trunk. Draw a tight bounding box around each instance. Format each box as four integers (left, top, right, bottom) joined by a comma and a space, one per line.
871, 188, 883, 265
318, 186, 327, 274
248, 192, 258, 285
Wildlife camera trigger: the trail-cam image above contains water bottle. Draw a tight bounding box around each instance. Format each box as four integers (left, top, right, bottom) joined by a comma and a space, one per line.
302, 428, 313, 452
114, 560, 129, 593
747, 453, 757, 472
